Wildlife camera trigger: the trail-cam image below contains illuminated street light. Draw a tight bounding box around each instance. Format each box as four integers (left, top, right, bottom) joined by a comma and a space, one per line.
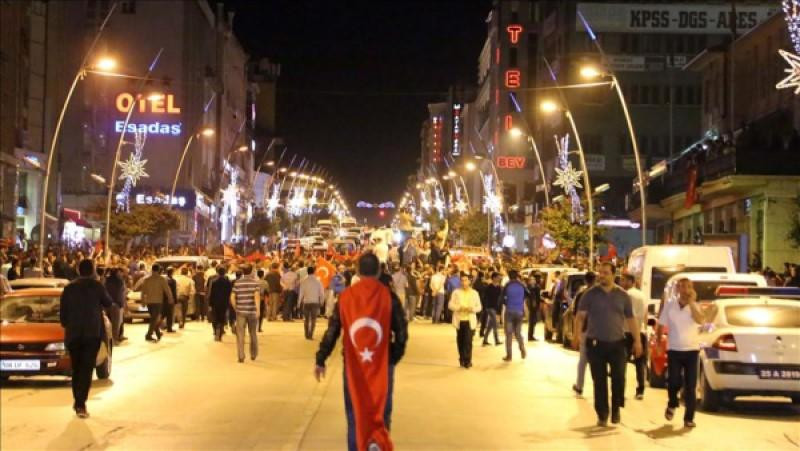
594, 183, 610, 195
265, 160, 275, 167
648, 160, 667, 178
279, 167, 288, 173
465, 161, 477, 172
579, 65, 602, 80
290, 171, 298, 177
201, 127, 215, 137
237, 145, 248, 152
540, 99, 559, 114
509, 127, 523, 138
90, 173, 107, 185
447, 170, 456, 177
95, 57, 117, 71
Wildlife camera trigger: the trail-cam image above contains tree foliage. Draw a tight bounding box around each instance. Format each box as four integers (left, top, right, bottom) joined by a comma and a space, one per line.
789, 195, 800, 249
246, 208, 290, 238
540, 197, 604, 257
452, 210, 489, 246
107, 204, 180, 245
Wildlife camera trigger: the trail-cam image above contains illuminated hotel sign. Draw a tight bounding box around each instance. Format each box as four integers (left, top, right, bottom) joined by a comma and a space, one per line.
113, 93, 183, 136
452, 104, 462, 156
497, 156, 526, 169
132, 188, 196, 210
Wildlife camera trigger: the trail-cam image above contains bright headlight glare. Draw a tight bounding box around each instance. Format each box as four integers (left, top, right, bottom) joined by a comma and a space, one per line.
45, 342, 66, 352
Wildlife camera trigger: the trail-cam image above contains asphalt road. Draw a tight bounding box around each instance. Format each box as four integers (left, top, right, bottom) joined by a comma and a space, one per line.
1, 318, 798, 450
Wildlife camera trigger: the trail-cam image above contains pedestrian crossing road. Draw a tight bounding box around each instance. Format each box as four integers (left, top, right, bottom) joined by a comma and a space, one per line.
1, 319, 798, 450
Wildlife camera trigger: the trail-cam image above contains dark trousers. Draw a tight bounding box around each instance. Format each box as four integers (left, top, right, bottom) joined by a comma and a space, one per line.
527, 301, 538, 339
177, 296, 189, 328
258, 299, 267, 331
146, 304, 162, 339
667, 350, 699, 422
625, 332, 648, 395
303, 304, 320, 339
195, 293, 207, 320
107, 305, 122, 344
211, 306, 228, 340
227, 304, 236, 328
482, 308, 500, 344
67, 337, 101, 410
586, 338, 627, 421
162, 302, 175, 331
505, 311, 526, 358
421, 293, 432, 318
283, 291, 297, 321
344, 364, 395, 451
456, 321, 473, 365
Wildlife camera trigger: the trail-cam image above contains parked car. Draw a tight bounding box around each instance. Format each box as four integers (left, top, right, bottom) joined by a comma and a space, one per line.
695, 286, 800, 410
647, 272, 767, 388
8, 278, 70, 291
0, 288, 112, 380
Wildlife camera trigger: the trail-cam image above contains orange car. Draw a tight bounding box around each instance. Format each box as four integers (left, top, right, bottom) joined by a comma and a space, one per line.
0, 288, 112, 381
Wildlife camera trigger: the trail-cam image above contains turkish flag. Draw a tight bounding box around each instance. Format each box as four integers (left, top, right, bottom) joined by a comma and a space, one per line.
315, 257, 336, 289
338, 278, 393, 451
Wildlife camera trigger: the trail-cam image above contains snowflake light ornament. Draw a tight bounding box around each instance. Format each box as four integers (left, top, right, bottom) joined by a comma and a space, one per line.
266, 185, 281, 216
777, 1, 800, 94
116, 130, 148, 211
420, 191, 431, 212
117, 151, 149, 185
553, 161, 583, 191
554, 134, 585, 222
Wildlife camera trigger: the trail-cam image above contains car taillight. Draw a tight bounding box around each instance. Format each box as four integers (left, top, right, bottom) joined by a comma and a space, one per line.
713, 333, 737, 352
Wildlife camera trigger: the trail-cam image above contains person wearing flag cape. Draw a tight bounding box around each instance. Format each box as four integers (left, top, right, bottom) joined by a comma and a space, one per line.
315, 252, 408, 451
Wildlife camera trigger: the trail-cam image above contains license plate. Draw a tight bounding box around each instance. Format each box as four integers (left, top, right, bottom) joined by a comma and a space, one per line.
1, 360, 41, 371
758, 368, 800, 380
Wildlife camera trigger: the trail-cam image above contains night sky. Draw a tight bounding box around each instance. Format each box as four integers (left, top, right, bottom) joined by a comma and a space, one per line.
223, 0, 491, 219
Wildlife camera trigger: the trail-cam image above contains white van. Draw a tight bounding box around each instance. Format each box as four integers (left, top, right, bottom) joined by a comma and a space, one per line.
627, 245, 735, 316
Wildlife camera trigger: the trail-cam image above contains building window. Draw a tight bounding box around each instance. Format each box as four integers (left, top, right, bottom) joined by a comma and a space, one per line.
121, 1, 136, 14
509, 47, 518, 67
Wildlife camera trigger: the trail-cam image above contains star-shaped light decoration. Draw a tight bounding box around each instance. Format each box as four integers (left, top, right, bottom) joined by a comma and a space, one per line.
266, 185, 281, 215
777, 49, 800, 94
454, 199, 469, 214
117, 152, 149, 186
359, 348, 374, 363
484, 192, 502, 214
419, 191, 431, 212
553, 161, 583, 192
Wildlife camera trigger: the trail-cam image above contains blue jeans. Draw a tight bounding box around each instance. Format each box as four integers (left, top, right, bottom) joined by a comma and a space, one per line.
343, 364, 395, 451
432, 294, 445, 323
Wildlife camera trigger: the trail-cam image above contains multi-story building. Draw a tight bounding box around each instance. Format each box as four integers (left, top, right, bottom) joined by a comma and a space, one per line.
533, 1, 778, 242
644, 11, 800, 270
34, 0, 250, 248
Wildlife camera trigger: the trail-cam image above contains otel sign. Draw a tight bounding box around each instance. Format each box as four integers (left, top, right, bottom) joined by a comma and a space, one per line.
113, 92, 183, 136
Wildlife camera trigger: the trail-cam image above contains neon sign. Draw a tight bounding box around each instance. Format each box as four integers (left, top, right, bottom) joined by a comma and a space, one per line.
504, 114, 513, 131
114, 92, 182, 136
497, 156, 526, 169
505, 70, 521, 88
452, 103, 462, 156
506, 25, 523, 44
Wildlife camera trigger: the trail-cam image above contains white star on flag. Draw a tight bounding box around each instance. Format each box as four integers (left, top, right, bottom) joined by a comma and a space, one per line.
359, 347, 374, 363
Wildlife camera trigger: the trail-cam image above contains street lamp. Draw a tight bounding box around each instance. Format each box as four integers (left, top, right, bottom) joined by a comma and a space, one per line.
540, 98, 596, 269
508, 127, 550, 207
594, 183, 610, 195
464, 161, 477, 172
95, 57, 117, 72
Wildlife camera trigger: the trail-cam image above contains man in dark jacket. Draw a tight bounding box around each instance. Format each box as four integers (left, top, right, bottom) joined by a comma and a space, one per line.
208, 266, 233, 341
59, 259, 112, 419
526, 274, 543, 341
482, 272, 503, 346
163, 267, 178, 333
103, 267, 126, 345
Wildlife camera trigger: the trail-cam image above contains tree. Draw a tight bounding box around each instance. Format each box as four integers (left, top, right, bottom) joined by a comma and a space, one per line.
99, 204, 180, 248
452, 210, 489, 246
540, 197, 604, 259
246, 210, 281, 238
789, 195, 800, 249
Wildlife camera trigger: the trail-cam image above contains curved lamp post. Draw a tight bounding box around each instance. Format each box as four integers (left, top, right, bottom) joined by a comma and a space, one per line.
104, 49, 164, 262
509, 127, 550, 207
38, 3, 117, 265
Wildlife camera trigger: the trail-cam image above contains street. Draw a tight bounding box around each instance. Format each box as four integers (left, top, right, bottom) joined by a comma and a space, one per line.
1, 319, 798, 450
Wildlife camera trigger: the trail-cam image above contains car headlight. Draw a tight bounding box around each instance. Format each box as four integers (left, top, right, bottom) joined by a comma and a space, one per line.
45, 342, 65, 352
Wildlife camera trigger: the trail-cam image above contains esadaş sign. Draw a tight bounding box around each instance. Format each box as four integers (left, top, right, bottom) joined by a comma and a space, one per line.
113, 92, 183, 136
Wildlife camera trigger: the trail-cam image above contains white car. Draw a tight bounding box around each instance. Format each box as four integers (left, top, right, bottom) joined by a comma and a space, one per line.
8, 278, 70, 291
695, 286, 800, 411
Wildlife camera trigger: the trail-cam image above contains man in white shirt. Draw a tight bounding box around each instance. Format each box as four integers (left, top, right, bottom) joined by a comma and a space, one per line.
298, 266, 324, 340
655, 278, 704, 428
620, 274, 647, 400
174, 267, 196, 329
429, 266, 447, 324
280, 263, 299, 321
391, 265, 408, 306
373, 238, 389, 264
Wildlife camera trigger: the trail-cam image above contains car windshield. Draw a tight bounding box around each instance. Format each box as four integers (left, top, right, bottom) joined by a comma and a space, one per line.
650, 266, 727, 299
0, 296, 61, 323
725, 305, 800, 328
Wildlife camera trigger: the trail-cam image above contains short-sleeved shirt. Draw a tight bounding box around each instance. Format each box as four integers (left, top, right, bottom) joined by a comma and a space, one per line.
658, 299, 700, 351
578, 285, 633, 342
233, 275, 260, 315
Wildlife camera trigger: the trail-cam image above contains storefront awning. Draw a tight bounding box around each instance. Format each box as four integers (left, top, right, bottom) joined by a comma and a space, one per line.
63, 209, 93, 228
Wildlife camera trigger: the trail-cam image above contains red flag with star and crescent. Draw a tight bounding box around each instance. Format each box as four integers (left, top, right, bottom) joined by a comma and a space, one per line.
338, 277, 393, 451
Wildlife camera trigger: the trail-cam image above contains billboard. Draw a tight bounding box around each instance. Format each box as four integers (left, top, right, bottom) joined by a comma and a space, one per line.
576, 3, 778, 34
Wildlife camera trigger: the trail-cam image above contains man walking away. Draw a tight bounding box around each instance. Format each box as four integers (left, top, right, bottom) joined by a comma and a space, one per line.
391, 265, 409, 319
193, 266, 207, 322
482, 272, 503, 347
621, 273, 647, 400
281, 262, 298, 321
298, 266, 324, 339
265, 263, 283, 322
209, 266, 232, 341
59, 259, 112, 418
174, 267, 195, 329
502, 270, 529, 362
231, 264, 260, 362
656, 278, 704, 428
429, 266, 446, 323
256, 269, 269, 332
163, 267, 178, 333
139, 264, 174, 342
573, 262, 642, 427
103, 267, 126, 345
572, 271, 596, 397
405, 265, 420, 322
314, 253, 408, 451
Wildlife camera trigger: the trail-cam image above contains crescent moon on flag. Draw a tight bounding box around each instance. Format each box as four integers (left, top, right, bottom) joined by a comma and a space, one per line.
316, 266, 329, 280
349, 317, 383, 347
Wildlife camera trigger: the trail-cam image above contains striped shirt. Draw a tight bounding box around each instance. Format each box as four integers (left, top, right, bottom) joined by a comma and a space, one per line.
233, 275, 260, 315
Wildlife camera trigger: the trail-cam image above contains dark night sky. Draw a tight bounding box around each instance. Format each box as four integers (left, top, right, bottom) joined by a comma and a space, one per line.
223, 0, 491, 218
